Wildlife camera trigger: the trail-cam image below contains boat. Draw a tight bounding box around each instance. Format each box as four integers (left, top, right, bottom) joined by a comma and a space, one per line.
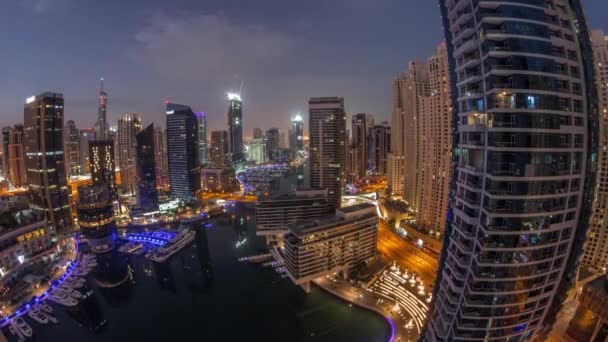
67, 289, 83, 299
13, 317, 33, 337
39, 302, 53, 314
58, 283, 73, 292
39, 310, 58, 324
48, 290, 78, 306
8, 324, 25, 342
126, 242, 144, 254
28, 307, 48, 324
147, 231, 195, 263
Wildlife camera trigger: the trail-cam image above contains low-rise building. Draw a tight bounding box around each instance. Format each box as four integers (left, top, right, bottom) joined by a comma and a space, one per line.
282, 203, 378, 292
201, 168, 239, 193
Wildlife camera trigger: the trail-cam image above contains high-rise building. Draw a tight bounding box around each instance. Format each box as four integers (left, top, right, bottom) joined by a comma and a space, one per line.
166, 103, 200, 202
387, 71, 407, 196
289, 115, 304, 154
77, 185, 116, 253
424, 2, 597, 341
246, 138, 266, 164
24, 92, 73, 237
309, 97, 346, 209
351, 113, 374, 182
117, 113, 142, 196
210, 130, 228, 167
253, 128, 263, 139
153, 127, 170, 191
283, 203, 378, 293
227, 93, 244, 163
8, 125, 26, 188
367, 122, 391, 175
64, 120, 81, 177
265, 128, 280, 161
136, 124, 158, 211
95, 78, 109, 140
582, 30, 608, 270
196, 112, 208, 166
1, 127, 10, 180
79, 128, 95, 174
89, 140, 117, 200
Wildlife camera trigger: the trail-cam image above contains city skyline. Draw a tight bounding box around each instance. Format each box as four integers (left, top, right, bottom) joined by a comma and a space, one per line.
2, 0, 606, 134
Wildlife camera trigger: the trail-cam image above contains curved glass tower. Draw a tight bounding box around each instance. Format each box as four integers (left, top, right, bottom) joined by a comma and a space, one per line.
426, 0, 598, 340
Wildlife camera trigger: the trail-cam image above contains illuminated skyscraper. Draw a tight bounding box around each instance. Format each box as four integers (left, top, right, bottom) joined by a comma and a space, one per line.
351, 113, 374, 182
196, 112, 208, 166
253, 128, 263, 139
79, 128, 95, 174
95, 78, 109, 140
24, 92, 73, 237
136, 124, 158, 211
1, 127, 10, 180
265, 128, 280, 161
153, 127, 170, 191
309, 97, 346, 209
227, 93, 244, 163
90, 140, 117, 200
289, 115, 304, 154
210, 130, 228, 167
77, 185, 116, 253
8, 125, 26, 188
425, 1, 598, 340
166, 103, 200, 202
65, 120, 81, 177
367, 122, 390, 175
117, 113, 142, 196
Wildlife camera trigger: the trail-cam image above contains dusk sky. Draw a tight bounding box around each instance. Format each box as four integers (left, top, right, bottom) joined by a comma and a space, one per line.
1, 0, 607, 134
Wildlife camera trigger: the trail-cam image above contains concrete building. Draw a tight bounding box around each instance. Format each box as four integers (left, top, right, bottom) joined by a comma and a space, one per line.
196, 112, 208, 166
309, 97, 346, 209
425, 1, 597, 340
24, 92, 73, 237
582, 30, 608, 271
352, 113, 374, 182
166, 103, 200, 202
8, 125, 26, 188
77, 185, 116, 253
117, 113, 142, 196
282, 203, 378, 293
64, 120, 81, 178
265, 128, 280, 161
1, 127, 10, 181
78, 128, 95, 175
289, 115, 304, 154
136, 124, 158, 211
387, 67, 408, 196
153, 127, 170, 192
227, 93, 244, 163
89, 140, 117, 200
200, 167, 238, 193
367, 122, 391, 176
209, 130, 228, 167
246, 138, 267, 164
255, 189, 328, 237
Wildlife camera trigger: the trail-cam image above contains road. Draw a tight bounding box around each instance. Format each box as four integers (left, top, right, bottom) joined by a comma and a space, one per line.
377, 220, 439, 287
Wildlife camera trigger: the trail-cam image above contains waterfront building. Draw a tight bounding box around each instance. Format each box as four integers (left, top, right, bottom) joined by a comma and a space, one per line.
256, 189, 328, 238
197, 112, 208, 166
227, 93, 244, 163
253, 128, 263, 139
289, 115, 304, 154
200, 167, 238, 193
283, 203, 378, 293
308, 97, 346, 209
8, 125, 26, 188
166, 103, 200, 202
77, 185, 116, 253
352, 113, 374, 182
89, 140, 117, 200
65, 120, 81, 178
265, 128, 280, 161
24, 92, 73, 237
209, 130, 228, 167
367, 122, 391, 176
424, 1, 598, 340
246, 138, 267, 164
582, 30, 608, 270
78, 128, 95, 174
136, 124, 158, 211
117, 113, 142, 196
95, 78, 109, 140
153, 127, 170, 191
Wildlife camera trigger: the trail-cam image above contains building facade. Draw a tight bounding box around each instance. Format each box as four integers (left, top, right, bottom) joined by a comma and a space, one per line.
153, 127, 170, 192
77, 185, 116, 253
352, 113, 374, 182
64, 120, 81, 178
136, 124, 158, 211
79, 128, 95, 174
367, 122, 391, 175
95, 78, 109, 140
24, 92, 73, 237
227, 93, 244, 163
8, 125, 26, 188
309, 97, 346, 209
246, 138, 267, 164
117, 113, 142, 196
89, 140, 117, 200
253, 128, 263, 139
209, 130, 228, 167
282, 203, 378, 293
1, 127, 10, 181
265, 128, 280, 161
196, 112, 208, 166
289, 115, 304, 154
166, 103, 200, 202
424, 1, 598, 341
200, 167, 238, 193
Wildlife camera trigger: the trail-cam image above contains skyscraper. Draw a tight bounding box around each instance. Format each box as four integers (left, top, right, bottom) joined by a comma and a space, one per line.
424, 2, 598, 341
582, 30, 608, 270
309, 97, 346, 209
24, 92, 72, 236
8, 125, 26, 188
136, 124, 158, 211
246, 138, 266, 164
65, 120, 81, 177
77, 185, 116, 253
78, 128, 95, 174
117, 113, 142, 196
367, 122, 390, 175
1, 127, 10, 180
89, 140, 117, 200
387, 71, 407, 196
227, 93, 244, 163
289, 115, 304, 154
253, 128, 263, 139
265, 128, 280, 161
95, 78, 108, 140
196, 112, 208, 166
166, 103, 200, 202
210, 130, 228, 167
351, 113, 374, 182
153, 127, 170, 191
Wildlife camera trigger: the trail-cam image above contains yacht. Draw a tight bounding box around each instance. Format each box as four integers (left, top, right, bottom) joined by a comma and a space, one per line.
58, 283, 73, 292
48, 290, 78, 306
8, 324, 24, 341
147, 231, 195, 263
28, 307, 48, 324
13, 317, 33, 337
39, 302, 53, 314
67, 289, 83, 299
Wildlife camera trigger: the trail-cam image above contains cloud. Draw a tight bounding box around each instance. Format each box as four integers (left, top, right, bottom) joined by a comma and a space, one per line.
20, 0, 60, 13
130, 13, 294, 86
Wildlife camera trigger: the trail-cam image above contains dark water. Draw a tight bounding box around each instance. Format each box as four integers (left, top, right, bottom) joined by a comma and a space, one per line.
11, 209, 390, 342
